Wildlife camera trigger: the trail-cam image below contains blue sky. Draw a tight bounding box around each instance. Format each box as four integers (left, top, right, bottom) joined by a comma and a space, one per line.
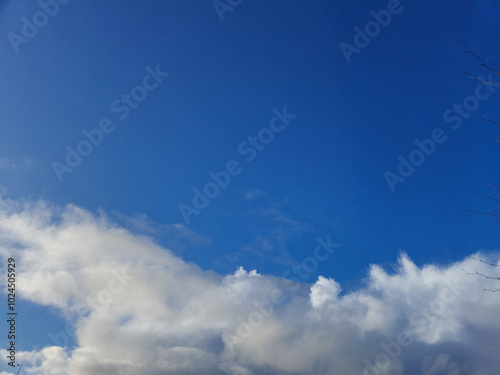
0, 1, 500, 374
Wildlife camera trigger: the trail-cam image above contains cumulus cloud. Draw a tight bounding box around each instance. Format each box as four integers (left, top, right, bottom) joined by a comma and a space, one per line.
0, 198, 499, 374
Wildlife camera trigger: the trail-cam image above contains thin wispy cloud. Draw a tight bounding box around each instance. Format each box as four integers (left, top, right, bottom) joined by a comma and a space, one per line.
227, 194, 311, 267
243, 188, 267, 201
0, 158, 15, 170
0, 157, 34, 171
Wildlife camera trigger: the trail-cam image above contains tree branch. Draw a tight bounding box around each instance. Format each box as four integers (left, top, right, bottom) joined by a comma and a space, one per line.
468, 255, 500, 268
484, 115, 500, 126
458, 37, 500, 80
462, 269, 500, 281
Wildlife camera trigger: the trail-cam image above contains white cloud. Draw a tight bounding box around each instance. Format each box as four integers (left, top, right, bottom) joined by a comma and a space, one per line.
0, 198, 499, 374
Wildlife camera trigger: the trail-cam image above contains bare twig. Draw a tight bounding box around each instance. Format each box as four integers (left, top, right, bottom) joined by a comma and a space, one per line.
462, 74, 500, 87
484, 288, 500, 293
486, 59, 500, 73
458, 37, 500, 80
484, 115, 500, 126
473, 191, 500, 203
459, 206, 500, 219
463, 256, 500, 292
468, 255, 500, 267
462, 269, 500, 281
